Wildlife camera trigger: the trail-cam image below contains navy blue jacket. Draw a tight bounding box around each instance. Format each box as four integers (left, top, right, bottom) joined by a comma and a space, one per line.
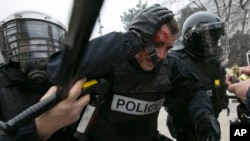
246, 90, 250, 111
0, 63, 51, 141
0, 31, 214, 141
47, 31, 214, 141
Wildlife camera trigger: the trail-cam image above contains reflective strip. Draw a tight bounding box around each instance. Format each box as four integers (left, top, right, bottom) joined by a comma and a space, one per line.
76, 104, 96, 133
111, 94, 165, 115
207, 89, 213, 96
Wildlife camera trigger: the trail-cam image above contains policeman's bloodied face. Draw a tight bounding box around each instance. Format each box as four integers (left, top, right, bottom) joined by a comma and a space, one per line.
135, 24, 176, 71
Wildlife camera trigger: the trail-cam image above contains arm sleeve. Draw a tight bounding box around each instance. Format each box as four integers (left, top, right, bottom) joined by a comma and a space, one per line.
15, 123, 40, 141
246, 88, 250, 111
166, 55, 214, 122
47, 31, 144, 85
217, 64, 229, 110
1, 122, 41, 141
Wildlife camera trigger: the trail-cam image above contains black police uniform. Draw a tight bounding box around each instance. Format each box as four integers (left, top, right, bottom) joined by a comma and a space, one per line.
0, 63, 52, 141
0, 31, 215, 141
166, 42, 228, 141
47, 31, 215, 141
171, 48, 228, 116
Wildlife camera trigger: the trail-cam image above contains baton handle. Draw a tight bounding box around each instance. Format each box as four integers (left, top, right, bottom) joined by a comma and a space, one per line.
0, 93, 61, 137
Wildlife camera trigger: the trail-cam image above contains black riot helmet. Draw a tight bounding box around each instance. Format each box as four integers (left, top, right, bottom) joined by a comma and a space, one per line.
0, 10, 66, 83
182, 11, 226, 59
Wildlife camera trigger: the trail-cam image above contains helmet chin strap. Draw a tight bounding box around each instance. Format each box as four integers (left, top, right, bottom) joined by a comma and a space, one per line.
146, 45, 158, 65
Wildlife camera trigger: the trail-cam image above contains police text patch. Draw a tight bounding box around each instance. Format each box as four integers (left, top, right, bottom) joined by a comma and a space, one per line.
111, 94, 165, 115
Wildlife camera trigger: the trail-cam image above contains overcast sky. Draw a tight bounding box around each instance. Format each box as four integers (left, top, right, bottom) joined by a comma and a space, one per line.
0, 0, 189, 63
0, 0, 146, 62
0, 0, 149, 38
0, 0, 189, 39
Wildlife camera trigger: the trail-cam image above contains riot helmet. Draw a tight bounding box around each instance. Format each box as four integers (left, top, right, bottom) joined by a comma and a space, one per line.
182, 11, 226, 59
0, 10, 66, 83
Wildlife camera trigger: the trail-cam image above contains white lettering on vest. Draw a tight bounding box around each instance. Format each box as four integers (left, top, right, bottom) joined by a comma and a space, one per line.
207, 90, 213, 96
111, 94, 165, 115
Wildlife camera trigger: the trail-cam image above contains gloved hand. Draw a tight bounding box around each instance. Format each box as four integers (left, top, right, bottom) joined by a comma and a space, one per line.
195, 113, 221, 141
166, 115, 182, 138
129, 4, 174, 44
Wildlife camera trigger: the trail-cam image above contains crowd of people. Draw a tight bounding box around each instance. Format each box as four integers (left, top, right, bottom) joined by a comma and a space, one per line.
0, 3, 249, 141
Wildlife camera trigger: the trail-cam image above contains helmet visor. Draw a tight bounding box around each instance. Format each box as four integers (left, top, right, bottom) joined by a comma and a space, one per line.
0, 19, 65, 63
199, 22, 228, 59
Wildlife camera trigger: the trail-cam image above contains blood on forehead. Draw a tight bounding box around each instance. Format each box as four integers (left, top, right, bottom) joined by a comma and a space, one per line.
153, 26, 174, 43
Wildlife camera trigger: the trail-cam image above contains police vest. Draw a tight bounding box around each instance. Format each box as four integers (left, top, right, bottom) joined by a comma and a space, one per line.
90, 59, 171, 141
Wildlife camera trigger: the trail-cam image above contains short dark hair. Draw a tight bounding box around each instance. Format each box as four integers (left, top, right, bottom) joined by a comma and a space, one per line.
167, 18, 179, 36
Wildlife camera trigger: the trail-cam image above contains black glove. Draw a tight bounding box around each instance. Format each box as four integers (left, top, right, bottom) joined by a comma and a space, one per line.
166, 115, 182, 138
195, 113, 221, 141
129, 4, 174, 44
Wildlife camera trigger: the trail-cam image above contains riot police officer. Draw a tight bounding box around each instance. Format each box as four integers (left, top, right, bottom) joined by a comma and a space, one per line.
47, 5, 220, 141
0, 10, 83, 140
0, 6, 176, 141
167, 11, 229, 141
0, 6, 222, 141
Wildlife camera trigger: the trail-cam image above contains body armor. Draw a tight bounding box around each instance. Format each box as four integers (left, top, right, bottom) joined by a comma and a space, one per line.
89, 59, 171, 141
